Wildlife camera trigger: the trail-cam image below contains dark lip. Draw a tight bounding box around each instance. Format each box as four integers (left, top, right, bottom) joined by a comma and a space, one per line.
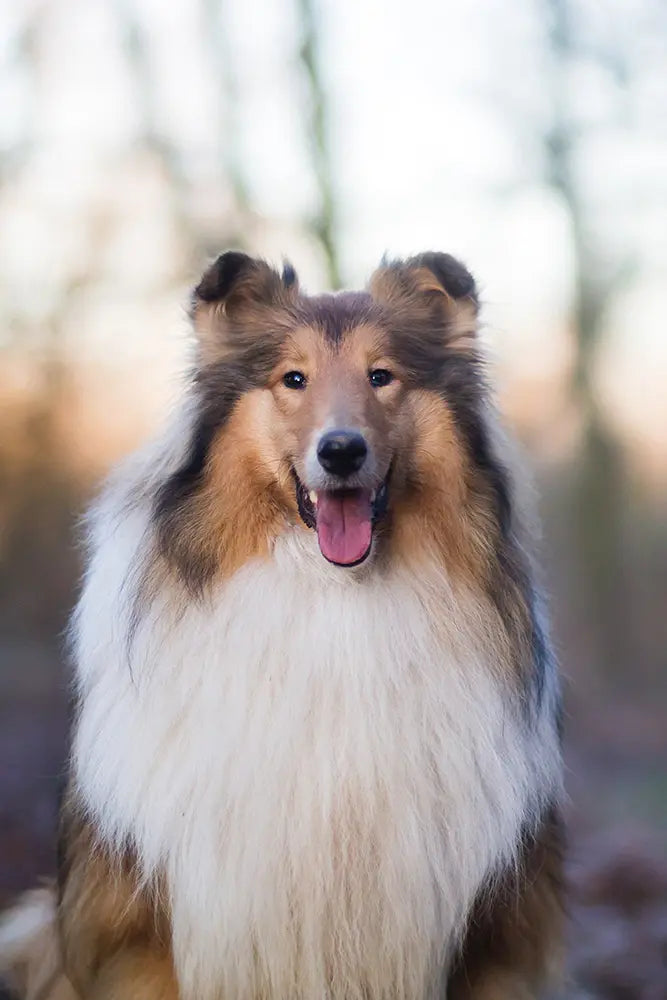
292, 467, 392, 565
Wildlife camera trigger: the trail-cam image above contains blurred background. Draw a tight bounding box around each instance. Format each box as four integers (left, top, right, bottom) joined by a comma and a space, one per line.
0, 0, 665, 996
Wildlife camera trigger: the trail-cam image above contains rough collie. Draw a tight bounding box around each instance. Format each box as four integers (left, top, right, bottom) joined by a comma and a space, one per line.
0, 251, 564, 999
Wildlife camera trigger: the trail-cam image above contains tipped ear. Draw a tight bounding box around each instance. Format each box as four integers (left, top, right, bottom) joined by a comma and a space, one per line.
408, 252, 478, 303
193, 250, 257, 303
190, 251, 298, 362
369, 251, 479, 350
192, 251, 299, 310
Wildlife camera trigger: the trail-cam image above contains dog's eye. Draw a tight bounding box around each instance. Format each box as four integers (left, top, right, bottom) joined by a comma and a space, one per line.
283, 370, 307, 390
368, 369, 393, 388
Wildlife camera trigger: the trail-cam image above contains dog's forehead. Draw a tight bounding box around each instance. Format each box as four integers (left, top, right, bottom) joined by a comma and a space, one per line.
297, 291, 380, 346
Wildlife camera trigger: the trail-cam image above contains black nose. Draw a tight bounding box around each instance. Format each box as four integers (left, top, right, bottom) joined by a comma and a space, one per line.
317, 430, 368, 477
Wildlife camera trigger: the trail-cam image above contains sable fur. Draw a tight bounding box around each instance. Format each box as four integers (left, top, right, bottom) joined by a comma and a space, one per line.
448, 807, 566, 998
1, 250, 564, 1000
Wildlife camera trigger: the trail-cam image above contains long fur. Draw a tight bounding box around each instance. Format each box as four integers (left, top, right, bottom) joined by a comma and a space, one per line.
72, 510, 561, 998
2, 251, 564, 1000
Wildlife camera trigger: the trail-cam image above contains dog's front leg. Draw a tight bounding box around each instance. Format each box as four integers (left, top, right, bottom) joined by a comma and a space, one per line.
58, 791, 179, 1000
447, 808, 565, 1000
85, 949, 178, 1000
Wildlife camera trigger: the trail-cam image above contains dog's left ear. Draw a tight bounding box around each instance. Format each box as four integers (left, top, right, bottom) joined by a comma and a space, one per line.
368, 252, 479, 350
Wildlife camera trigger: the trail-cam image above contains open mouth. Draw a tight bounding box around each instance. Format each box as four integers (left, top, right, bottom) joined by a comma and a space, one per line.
293, 471, 390, 567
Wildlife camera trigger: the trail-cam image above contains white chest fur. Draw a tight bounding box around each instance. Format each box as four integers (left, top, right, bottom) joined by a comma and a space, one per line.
73, 524, 559, 1000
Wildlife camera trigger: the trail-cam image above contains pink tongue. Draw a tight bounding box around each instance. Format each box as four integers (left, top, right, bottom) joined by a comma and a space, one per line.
315, 490, 373, 565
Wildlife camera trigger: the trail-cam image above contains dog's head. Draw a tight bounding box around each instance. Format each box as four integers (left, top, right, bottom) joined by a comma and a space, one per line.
156, 251, 507, 586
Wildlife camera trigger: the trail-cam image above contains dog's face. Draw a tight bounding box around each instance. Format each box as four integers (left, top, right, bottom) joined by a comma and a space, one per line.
156, 252, 500, 586
264, 317, 403, 566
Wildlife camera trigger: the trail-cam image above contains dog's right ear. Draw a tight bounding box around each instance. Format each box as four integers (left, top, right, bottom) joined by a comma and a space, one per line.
190, 251, 298, 363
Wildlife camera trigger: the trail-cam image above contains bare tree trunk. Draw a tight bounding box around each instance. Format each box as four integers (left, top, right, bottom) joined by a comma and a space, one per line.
202, 0, 253, 248
543, 0, 630, 679
296, 0, 342, 289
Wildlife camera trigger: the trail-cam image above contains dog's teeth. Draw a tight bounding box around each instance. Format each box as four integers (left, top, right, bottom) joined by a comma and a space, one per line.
308, 491, 317, 504
371, 490, 377, 502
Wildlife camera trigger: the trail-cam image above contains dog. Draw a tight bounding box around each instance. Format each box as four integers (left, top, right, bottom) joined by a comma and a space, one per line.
1, 251, 564, 999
